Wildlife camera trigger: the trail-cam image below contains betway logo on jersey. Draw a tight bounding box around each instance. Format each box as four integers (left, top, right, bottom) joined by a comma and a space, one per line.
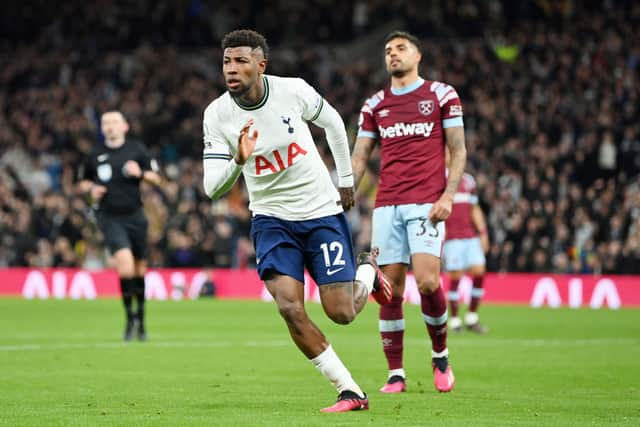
378, 122, 434, 139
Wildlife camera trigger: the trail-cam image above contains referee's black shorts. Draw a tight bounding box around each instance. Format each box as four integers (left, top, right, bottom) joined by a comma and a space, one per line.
96, 209, 149, 259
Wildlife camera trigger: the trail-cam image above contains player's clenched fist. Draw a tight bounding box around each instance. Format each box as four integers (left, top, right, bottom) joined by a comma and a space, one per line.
428, 194, 453, 223
235, 119, 259, 165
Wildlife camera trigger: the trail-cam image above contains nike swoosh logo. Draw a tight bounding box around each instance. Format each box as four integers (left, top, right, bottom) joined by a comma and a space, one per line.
326, 267, 345, 276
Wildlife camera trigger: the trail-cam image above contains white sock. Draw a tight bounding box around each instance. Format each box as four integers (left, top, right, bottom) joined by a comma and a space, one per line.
355, 264, 375, 294
450, 316, 462, 329
389, 368, 406, 379
464, 312, 479, 326
432, 348, 449, 358
310, 345, 364, 397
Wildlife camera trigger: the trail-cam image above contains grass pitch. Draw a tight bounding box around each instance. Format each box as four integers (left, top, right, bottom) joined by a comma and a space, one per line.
1, 298, 639, 426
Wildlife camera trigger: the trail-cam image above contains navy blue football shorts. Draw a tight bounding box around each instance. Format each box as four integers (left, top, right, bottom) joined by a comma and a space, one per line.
250, 213, 356, 285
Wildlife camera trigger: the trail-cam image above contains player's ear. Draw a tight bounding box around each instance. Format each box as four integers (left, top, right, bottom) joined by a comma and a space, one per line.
258, 58, 267, 75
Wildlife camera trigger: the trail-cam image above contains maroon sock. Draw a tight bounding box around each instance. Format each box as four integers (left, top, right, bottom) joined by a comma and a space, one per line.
448, 278, 460, 317
420, 286, 448, 354
379, 296, 404, 370
469, 275, 485, 312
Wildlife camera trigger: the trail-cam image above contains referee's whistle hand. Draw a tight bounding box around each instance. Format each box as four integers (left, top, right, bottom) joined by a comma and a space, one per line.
123, 160, 142, 178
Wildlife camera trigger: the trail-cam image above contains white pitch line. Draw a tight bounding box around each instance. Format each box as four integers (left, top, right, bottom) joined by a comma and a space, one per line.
406, 337, 640, 347
0, 340, 291, 352
1, 338, 638, 352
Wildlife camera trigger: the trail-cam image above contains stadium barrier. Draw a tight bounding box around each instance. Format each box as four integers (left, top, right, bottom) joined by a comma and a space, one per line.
0, 268, 638, 309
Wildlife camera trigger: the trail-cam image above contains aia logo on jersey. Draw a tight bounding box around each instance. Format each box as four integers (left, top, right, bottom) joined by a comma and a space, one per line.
255, 142, 307, 175
418, 100, 434, 116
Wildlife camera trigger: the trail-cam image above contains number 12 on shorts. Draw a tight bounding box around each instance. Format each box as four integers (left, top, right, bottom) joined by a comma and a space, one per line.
320, 241, 346, 268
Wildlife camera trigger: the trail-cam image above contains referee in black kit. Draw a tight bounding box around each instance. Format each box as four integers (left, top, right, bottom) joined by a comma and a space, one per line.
77, 111, 162, 341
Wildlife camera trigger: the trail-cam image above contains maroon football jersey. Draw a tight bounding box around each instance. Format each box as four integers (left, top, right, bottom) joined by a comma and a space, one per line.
358, 79, 464, 208
446, 172, 479, 240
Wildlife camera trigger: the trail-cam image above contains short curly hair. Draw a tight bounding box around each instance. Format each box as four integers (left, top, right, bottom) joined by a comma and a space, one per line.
222, 29, 269, 59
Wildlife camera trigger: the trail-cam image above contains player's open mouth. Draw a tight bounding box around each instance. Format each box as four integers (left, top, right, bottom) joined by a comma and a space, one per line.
227, 80, 241, 89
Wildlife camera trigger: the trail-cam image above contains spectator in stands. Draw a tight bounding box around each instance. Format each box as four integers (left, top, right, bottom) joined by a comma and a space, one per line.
0, 0, 638, 275
199, 269, 217, 298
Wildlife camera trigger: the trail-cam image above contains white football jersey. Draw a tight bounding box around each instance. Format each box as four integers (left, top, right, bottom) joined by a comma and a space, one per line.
202, 75, 343, 221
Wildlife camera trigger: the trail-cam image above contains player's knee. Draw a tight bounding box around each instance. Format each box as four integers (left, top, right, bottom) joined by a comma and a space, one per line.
469, 265, 485, 276
326, 307, 356, 325
416, 274, 440, 294
113, 249, 136, 277
277, 301, 307, 325
448, 270, 463, 280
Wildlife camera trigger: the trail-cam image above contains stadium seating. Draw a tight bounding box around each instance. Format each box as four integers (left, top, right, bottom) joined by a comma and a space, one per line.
1, 0, 638, 273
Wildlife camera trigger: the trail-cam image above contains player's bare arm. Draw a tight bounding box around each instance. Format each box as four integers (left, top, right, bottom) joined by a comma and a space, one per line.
471, 204, 490, 253
235, 119, 258, 164
351, 136, 377, 191
429, 126, 466, 223
443, 126, 467, 199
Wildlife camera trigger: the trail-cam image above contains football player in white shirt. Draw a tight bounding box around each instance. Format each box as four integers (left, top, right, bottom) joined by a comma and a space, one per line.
202, 29, 392, 413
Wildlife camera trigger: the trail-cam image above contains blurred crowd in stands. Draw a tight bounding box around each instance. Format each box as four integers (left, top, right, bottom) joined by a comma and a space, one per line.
1, 0, 639, 274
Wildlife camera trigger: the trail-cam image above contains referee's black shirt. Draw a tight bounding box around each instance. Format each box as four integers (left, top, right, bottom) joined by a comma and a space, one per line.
78, 139, 157, 215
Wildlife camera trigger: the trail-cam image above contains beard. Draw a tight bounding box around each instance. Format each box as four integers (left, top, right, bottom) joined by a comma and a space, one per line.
387, 62, 410, 78
390, 68, 409, 78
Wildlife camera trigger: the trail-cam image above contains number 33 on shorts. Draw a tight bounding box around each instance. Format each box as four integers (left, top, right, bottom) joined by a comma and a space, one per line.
410, 217, 445, 256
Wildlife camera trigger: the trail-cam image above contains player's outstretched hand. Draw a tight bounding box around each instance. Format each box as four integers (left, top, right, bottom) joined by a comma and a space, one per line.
235, 119, 258, 165
428, 194, 453, 223
338, 187, 355, 211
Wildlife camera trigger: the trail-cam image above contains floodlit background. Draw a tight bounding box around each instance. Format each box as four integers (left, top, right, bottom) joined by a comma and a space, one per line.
1, 0, 638, 274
